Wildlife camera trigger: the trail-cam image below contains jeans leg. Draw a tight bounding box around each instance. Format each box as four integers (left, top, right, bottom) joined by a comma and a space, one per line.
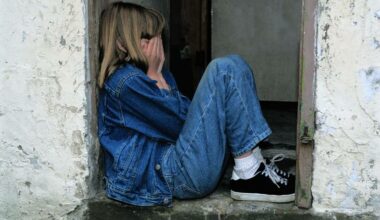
170, 54, 272, 199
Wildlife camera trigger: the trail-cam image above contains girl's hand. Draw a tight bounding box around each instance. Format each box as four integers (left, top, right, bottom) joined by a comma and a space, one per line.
143, 36, 165, 75
142, 36, 169, 90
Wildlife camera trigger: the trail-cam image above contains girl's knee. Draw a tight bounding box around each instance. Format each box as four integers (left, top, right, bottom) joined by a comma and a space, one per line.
227, 54, 245, 62
204, 54, 254, 84
208, 54, 250, 72
227, 54, 252, 71
208, 56, 235, 70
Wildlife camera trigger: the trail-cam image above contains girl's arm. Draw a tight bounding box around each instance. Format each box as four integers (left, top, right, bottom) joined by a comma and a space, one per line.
118, 74, 189, 142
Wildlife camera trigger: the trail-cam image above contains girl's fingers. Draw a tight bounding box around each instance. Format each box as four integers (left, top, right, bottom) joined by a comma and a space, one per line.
147, 37, 156, 58
153, 37, 160, 58
149, 37, 157, 56
158, 38, 165, 73
147, 37, 156, 55
157, 38, 161, 56
159, 38, 165, 61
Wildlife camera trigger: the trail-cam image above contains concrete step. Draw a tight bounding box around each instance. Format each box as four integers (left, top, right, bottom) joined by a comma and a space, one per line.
87, 190, 375, 220
88, 191, 297, 220
86, 145, 375, 219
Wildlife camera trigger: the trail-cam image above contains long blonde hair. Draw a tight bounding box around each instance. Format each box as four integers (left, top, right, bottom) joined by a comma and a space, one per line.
98, 2, 165, 88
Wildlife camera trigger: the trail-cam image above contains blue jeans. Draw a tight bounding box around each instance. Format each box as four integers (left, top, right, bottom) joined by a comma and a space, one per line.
162, 55, 272, 199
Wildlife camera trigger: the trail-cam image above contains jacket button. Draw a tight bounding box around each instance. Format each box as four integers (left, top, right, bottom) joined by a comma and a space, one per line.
163, 197, 169, 204
155, 164, 161, 171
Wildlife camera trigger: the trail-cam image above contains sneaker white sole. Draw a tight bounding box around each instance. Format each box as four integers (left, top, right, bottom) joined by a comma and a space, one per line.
231, 190, 295, 203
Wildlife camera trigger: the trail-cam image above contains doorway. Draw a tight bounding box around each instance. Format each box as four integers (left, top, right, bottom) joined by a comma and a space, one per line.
88, 0, 316, 209
169, 0, 315, 208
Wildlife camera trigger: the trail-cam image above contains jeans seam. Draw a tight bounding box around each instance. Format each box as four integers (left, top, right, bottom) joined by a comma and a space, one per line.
180, 184, 202, 195
230, 72, 256, 137
182, 87, 216, 158
175, 86, 216, 195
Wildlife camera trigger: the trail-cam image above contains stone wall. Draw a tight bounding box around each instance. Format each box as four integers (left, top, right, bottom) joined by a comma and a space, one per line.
313, 0, 380, 216
0, 0, 89, 219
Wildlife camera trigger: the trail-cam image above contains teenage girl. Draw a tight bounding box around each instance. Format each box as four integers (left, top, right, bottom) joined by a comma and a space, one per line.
98, 2, 294, 206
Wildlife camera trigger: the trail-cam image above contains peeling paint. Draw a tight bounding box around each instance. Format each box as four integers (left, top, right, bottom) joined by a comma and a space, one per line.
71, 130, 84, 155
375, 10, 380, 19
369, 159, 375, 169
24, 181, 31, 188
22, 31, 27, 42
358, 67, 380, 101
322, 24, 330, 40
28, 156, 42, 169
60, 35, 66, 46
373, 38, 380, 49
17, 145, 29, 155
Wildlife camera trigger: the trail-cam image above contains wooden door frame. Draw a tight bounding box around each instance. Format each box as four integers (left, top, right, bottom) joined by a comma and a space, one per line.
295, 0, 317, 209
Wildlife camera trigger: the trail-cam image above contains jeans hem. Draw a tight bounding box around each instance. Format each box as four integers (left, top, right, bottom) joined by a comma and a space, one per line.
106, 185, 173, 207
232, 127, 272, 158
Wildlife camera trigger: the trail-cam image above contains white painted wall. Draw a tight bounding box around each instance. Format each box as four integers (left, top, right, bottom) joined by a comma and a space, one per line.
0, 0, 89, 219
313, 0, 380, 216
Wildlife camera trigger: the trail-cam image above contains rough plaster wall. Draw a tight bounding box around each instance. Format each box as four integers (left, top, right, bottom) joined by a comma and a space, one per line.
313, 0, 380, 216
0, 0, 89, 219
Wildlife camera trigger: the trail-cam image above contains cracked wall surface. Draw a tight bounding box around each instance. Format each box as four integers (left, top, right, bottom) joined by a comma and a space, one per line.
313, 0, 380, 216
0, 0, 89, 219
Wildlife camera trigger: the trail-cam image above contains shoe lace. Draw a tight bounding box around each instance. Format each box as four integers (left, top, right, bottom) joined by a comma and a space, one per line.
261, 154, 289, 188
267, 154, 291, 178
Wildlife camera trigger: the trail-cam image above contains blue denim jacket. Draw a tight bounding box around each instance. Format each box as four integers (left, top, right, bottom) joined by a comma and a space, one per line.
98, 64, 191, 206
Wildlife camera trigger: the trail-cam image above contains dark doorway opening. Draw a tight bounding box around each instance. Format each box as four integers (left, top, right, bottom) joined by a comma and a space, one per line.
169, 0, 211, 99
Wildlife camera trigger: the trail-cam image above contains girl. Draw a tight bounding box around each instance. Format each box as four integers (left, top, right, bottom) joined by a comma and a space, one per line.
97, 2, 294, 207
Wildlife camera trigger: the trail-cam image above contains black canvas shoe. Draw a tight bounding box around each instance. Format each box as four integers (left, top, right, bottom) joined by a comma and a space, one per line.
230, 159, 295, 203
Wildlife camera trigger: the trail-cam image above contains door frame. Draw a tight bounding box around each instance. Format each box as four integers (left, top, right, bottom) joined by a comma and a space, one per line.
295, 0, 317, 209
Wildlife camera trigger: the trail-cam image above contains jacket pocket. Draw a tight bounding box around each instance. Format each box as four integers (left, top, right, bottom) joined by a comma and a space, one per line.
111, 141, 140, 193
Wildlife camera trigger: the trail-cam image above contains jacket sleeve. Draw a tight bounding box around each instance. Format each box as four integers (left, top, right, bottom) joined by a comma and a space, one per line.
118, 73, 191, 143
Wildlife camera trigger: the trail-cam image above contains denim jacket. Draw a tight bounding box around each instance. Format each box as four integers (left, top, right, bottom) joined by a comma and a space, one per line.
98, 64, 191, 206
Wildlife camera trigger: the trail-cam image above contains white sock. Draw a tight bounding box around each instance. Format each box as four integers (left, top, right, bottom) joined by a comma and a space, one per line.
233, 147, 264, 180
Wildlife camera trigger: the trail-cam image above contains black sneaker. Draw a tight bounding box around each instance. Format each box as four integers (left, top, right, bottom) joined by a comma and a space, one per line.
230, 161, 295, 203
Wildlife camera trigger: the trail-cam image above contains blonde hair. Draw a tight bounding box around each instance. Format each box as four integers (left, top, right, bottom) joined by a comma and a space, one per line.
98, 2, 165, 88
